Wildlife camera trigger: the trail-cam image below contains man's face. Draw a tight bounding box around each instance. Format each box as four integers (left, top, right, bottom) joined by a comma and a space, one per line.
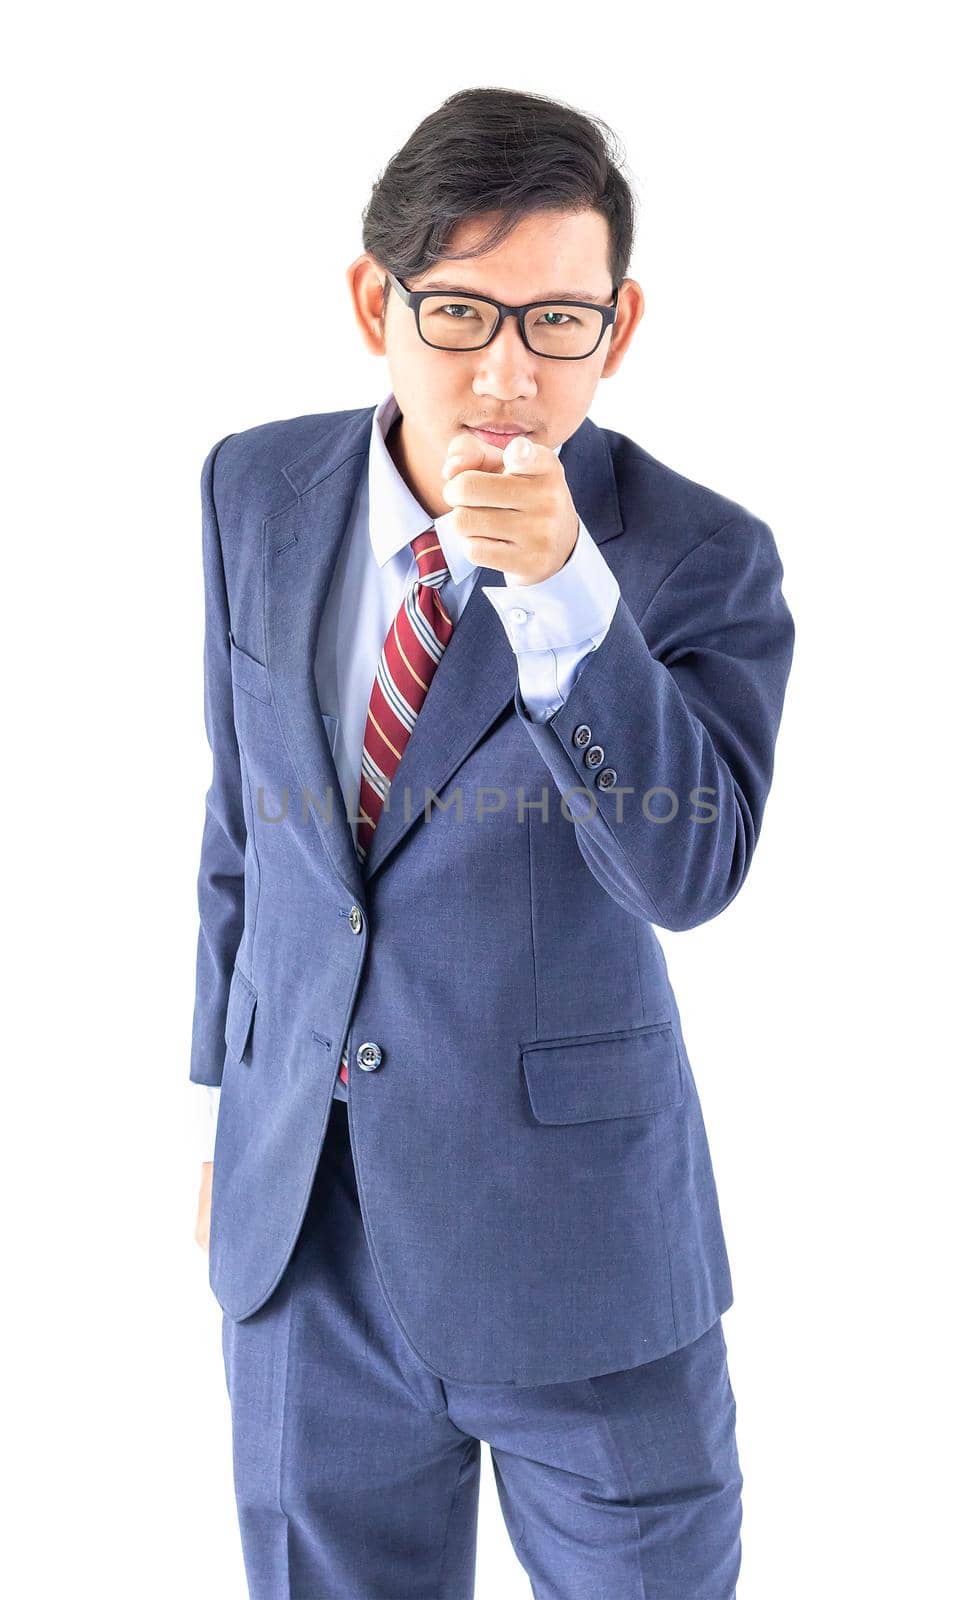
348, 206, 643, 518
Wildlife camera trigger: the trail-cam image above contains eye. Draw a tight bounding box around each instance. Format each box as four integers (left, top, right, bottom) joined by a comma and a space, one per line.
438, 302, 481, 320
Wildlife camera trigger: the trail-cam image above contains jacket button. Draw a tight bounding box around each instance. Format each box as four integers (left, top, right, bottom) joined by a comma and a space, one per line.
572, 724, 592, 748
356, 1041, 383, 1072
348, 905, 363, 934
583, 743, 605, 769
596, 767, 618, 789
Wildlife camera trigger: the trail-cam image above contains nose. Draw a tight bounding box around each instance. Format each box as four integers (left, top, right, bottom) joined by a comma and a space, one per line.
472, 314, 538, 398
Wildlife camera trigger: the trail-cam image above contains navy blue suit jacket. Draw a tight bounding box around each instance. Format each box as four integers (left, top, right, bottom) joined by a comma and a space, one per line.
190, 406, 795, 1386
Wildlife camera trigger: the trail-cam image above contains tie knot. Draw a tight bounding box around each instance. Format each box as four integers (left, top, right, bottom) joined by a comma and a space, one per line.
410, 527, 450, 590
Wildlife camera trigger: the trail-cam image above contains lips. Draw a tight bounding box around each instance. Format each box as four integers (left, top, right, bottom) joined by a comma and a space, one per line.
467, 425, 532, 447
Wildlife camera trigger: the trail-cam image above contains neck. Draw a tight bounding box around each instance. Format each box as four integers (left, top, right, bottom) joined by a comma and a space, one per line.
386, 413, 451, 520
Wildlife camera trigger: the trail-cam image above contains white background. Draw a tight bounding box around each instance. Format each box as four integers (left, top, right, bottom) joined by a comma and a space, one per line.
5, 3, 963, 1595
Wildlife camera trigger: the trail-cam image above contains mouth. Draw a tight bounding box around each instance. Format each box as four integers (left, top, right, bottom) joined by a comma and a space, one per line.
465, 425, 534, 447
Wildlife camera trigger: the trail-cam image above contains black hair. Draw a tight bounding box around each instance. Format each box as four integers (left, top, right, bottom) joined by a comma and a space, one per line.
361, 86, 638, 325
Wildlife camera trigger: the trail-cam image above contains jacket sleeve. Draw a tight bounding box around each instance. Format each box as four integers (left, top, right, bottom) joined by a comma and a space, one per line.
189, 433, 243, 1086
513, 513, 796, 932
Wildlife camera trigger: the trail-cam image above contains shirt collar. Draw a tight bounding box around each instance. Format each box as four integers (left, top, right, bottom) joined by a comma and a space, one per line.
368, 388, 562, 584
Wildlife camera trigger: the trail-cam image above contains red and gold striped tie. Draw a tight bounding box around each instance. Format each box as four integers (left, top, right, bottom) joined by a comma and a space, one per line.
338, 527, 453, 1086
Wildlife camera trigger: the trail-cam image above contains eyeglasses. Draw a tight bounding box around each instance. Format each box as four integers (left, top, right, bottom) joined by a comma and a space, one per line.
385, 269, 619, 360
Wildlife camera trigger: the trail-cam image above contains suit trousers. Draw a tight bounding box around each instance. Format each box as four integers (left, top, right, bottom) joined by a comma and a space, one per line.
221, 1096, 743, 1599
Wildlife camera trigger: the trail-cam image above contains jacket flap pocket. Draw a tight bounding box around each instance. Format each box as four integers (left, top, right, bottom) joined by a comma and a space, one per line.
229, 634, 272, 704
521, 1023, 683, 1124
224, 964, 258, 1062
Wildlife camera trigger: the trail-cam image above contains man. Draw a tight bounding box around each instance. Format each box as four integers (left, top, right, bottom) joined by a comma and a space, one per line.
190, 87, 794, 1599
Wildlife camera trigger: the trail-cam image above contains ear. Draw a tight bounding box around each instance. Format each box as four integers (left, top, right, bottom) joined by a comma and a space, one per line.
599, 278, 646, 378
346, 254, 388, 356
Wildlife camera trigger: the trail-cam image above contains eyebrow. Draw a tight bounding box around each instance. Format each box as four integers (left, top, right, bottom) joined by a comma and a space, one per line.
418, 280, 610, 302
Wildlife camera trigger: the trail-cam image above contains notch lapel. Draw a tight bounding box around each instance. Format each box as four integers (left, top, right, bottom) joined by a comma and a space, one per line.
264, 411, 372, 902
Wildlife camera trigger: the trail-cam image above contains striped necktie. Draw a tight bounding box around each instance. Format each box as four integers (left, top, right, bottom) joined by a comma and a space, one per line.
337, 527, 454, 1087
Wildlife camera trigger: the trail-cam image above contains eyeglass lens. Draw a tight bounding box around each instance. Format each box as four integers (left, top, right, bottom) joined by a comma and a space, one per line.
417, 294, 605, 356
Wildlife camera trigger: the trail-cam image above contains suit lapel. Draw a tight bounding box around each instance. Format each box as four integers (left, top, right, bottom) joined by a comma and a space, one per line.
265, 406, 625, 894
265, 411, 371, 901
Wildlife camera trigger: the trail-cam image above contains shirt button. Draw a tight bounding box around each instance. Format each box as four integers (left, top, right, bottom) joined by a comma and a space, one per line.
348, 905, 363, 934
509, 607, 529, 624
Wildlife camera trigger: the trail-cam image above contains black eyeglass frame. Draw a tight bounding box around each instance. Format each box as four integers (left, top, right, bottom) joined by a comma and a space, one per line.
384, 269, 620, 361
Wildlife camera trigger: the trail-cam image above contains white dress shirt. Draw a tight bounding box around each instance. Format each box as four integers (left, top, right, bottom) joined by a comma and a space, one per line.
193, 390, 620, 1159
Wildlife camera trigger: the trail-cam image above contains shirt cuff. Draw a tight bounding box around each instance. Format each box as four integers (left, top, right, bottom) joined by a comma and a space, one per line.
480, 517, 620, 651
193, 1081, 220, 1163
517, 636, 603, 723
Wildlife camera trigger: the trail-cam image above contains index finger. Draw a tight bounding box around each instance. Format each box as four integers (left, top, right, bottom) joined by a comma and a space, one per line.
445, 431, 507, 472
